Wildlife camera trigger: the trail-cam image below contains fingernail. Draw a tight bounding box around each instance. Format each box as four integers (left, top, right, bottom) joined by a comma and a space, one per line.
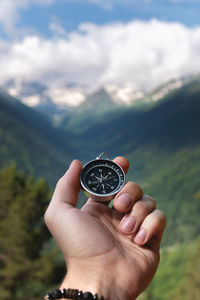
134, 228, 147, 244
120, 216, 136, 233
117, 193, 132, 209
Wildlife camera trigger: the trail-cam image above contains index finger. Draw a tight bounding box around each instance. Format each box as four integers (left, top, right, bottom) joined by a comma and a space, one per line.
113, 156, 130, 174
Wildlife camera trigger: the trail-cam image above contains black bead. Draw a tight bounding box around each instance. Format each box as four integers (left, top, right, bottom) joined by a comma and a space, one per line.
82, 292, 94, 300
72, 289, 79, 297
52, 289, 62, 299
78, 290, 83, 298
61, 288, 67, 298
68, 288, 74, 298
45, 293, 54, 300
93, 294, 98, 300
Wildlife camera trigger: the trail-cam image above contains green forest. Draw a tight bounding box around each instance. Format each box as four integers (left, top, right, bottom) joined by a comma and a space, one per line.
0, 77, 200, 299
0, 166, 64, 299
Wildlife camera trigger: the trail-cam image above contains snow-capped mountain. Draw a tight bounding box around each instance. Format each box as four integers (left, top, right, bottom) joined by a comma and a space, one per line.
3, 75, 200, 116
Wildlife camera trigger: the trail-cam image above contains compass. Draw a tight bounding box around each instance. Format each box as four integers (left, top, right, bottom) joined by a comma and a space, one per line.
80, 152, 125, 201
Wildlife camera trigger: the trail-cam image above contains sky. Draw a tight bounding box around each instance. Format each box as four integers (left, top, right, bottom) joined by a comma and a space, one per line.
0, 0, 200, 106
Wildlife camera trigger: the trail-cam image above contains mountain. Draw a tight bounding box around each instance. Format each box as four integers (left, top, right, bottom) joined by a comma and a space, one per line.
6, 76, 196, 126
35, 98, 69, 121
1, 77, 200, 300
0, 91, 82, 186
61, 77, 200, 153
1, 77, 200, 246
58, 88, 126, 134
57, 78, 200, 246
7, 76, 191, 110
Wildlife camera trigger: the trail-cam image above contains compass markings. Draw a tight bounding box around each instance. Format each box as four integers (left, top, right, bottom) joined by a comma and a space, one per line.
82, 160, 125, 195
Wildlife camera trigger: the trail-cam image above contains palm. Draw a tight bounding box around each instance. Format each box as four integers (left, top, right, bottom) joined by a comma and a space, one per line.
58, 201, 159, 296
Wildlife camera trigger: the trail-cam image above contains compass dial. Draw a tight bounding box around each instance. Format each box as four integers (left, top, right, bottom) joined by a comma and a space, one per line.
81, 159, 125, 199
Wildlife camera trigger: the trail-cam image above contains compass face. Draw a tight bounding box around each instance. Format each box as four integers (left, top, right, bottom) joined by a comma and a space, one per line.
81, 159, 125, 197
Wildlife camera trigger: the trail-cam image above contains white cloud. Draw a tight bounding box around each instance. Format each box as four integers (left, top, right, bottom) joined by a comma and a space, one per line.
1, 19, 200, 106
0, 0, 55, 36
49, 22, 68, 37
105, 83, 144, 104
86, 0, 152, 8
46, 88, 86, 107
0, 0, 27, 36
33, 0, 55, 4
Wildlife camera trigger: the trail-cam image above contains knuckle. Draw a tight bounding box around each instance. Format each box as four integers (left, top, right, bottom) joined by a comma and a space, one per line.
143, 194, 156, 206
44, 208, 50, 226
55, 174, 71, 191
132, 195, 156, 216
44, 206, 55, 228
156, 210, 167, 227
56, 175, 65, 187
126, 181, 143, 198
134, 200, 148, 215
57, 171, 75, 189
143, 194, 156, 209
135, 185, 143, 199
151, 198, 157, 208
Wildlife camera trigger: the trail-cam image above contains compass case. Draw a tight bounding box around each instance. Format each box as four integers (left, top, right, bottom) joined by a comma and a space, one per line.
80, 158, 125, 202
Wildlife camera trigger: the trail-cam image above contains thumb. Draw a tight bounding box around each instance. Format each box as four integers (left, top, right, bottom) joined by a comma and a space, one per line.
51, 159, 82, 208
44, 160, 82, 247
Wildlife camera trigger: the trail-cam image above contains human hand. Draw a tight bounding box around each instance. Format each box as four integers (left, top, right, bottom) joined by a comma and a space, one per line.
44, 157, 166, 300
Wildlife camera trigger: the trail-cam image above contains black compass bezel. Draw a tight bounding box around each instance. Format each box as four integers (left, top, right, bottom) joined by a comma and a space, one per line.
80, 159, 125, 198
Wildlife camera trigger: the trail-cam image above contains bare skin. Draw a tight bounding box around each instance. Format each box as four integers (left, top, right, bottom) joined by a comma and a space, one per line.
45, 157, 166, 300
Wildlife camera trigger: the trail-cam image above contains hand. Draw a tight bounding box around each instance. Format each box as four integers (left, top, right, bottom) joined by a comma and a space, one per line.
44, 157, 166, 300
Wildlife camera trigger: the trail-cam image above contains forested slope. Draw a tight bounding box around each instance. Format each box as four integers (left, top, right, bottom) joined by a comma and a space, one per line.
0, 92, 79, 186
59, 79, 200, 246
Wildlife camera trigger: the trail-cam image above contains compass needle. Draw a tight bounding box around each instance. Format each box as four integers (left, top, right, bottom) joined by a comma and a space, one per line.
80, 152, 125, 201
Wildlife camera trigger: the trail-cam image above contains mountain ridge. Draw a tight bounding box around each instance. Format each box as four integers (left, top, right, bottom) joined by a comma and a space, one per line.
0, 91, 81, 186
1, 77, 200, 246
5, 75, 199, 118
57, 78, 200, 246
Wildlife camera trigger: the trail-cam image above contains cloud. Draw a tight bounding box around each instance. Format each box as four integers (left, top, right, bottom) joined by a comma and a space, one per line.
0, 0, 55, 36
1, 19, 200, 105
0, 0, 27, 36
49, 22, 68, 37
86, 0, 153, 10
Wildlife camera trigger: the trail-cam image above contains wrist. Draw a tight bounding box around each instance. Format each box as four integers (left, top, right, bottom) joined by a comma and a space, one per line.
60, 259, 136, 300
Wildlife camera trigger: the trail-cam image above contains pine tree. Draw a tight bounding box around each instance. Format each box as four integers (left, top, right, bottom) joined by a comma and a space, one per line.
0, 165, 63, 300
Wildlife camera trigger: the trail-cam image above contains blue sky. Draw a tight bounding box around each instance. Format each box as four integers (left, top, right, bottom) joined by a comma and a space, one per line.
0, 0, 200, 106
6, 0, 200, 38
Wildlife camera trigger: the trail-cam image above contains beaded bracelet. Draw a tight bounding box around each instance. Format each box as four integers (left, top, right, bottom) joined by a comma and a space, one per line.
44, 288, 107, 300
